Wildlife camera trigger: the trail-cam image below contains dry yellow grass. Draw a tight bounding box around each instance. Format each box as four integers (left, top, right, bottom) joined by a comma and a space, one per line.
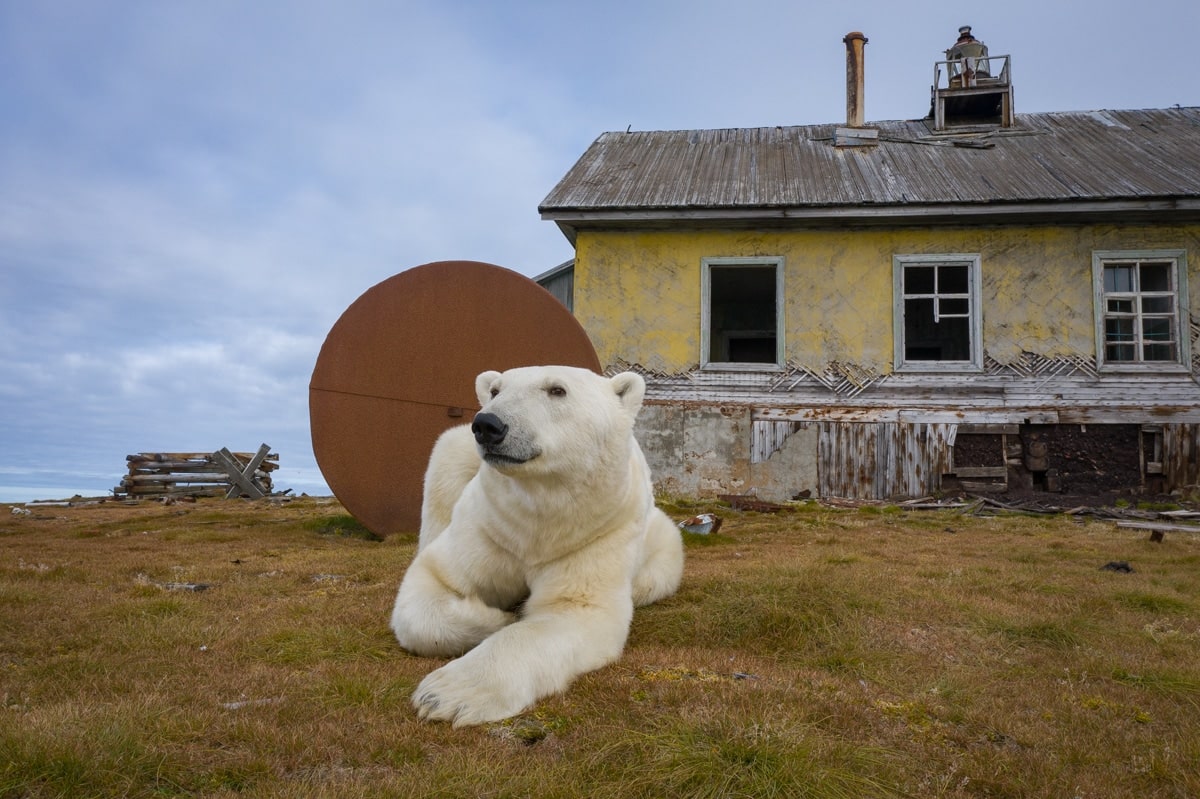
2, 496, 1198, 797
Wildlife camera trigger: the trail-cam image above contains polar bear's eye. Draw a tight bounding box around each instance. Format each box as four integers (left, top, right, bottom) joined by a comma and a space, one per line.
489, 387, 500, 398
547, 385, 567, 397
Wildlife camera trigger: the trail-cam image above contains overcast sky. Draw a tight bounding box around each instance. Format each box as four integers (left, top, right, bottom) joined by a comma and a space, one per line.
2, 0, 1197, 502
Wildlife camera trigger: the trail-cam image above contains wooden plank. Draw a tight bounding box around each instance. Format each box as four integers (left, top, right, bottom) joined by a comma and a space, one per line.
223, 444, 271, 499
960, 480, 1006, 492
1116, 521, 1200, 533
758, 407, 902, 423
953, 466, 1008, 478
125, 474, 241, 484
212, 448, 266, 499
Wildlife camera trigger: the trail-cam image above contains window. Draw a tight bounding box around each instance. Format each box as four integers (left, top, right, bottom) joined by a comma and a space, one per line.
1093, 250, 1189, 370
893, 254, 983, 371
701, 257, 783, 369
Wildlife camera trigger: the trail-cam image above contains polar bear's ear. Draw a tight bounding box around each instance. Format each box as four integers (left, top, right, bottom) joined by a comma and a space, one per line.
610, 372, 646, 413
475, 370, 502, 405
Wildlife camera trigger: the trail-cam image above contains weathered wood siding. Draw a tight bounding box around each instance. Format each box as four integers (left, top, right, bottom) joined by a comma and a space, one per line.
818, 422, 956, 500
751, 420, 802, 464
1163, 424, 1200, 488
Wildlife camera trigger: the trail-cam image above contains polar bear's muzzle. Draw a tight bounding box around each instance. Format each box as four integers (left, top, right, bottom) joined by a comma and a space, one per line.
472, 412, 508, 447
472, 412, 539, 466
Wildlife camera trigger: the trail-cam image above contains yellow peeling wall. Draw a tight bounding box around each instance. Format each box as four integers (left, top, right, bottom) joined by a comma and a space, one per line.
573, 225, 1200, 374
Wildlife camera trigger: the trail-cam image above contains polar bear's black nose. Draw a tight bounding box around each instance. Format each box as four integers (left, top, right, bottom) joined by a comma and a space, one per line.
471, 412, 508, 446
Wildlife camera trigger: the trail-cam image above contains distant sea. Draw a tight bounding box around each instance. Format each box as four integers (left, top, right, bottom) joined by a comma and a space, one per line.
0, 471, 333, 504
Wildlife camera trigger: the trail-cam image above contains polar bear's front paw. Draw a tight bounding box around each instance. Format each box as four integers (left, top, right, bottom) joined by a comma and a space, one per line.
413, 657, 532, 727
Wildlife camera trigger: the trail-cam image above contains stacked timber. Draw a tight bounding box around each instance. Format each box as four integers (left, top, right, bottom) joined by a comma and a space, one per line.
115, 444, 279, 499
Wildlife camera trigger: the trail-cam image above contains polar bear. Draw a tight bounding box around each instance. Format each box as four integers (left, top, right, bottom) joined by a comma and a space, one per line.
389, 365, 684, 727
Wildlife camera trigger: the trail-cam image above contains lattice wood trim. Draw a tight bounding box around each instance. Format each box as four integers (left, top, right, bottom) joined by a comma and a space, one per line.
769, 361, 883, 398
1190, 313, 1200, 373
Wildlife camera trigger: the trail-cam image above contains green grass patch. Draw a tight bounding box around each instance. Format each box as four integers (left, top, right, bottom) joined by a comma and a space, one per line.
251, 625, 395, 666
981, 618, 1086, 649
1114, 591, 1191, 614
303, 513, 381, 540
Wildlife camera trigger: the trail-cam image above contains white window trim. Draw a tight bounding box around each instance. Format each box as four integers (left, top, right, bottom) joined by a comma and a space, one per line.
1092, 249, 1190, 372
893, 254, 984, 373
700, 256, 785, 371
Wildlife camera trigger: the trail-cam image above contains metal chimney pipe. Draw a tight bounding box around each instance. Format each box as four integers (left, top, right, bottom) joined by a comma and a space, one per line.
843, 31, 868, 127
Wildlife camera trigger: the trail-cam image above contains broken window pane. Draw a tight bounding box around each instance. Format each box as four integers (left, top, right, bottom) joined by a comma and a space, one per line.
905, 266, 936, 294
1140, 263, 1171, 292
939, 297, 969, 316
939, 265, 969, 293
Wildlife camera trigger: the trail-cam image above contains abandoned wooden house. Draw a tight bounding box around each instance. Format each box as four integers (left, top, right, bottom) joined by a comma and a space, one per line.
537, 28, 1200, 502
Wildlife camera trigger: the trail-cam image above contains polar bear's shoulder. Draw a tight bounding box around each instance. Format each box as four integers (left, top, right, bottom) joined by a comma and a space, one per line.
419, 424, 480, 549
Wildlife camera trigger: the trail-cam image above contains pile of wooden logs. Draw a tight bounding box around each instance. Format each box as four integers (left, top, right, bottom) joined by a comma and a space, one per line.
115, 444, 279, 499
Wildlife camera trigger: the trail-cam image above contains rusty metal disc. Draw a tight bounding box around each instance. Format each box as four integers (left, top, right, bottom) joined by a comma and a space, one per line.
309, 260, 599, 536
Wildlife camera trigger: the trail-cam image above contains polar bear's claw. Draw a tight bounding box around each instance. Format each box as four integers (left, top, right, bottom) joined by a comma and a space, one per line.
414, 692, 439, 716
413, 659, 528, 727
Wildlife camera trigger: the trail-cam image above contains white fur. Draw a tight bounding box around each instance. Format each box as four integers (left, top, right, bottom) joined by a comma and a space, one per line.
390, 365, 684, 727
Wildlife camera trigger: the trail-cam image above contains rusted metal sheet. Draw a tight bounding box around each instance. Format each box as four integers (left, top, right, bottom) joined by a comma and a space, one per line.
309, 261, 600, 536
540, 109, 1200, 227
818, 421, 956, 500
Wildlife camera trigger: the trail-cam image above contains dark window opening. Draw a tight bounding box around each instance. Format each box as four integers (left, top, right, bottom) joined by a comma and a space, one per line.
708, 265, 778, 364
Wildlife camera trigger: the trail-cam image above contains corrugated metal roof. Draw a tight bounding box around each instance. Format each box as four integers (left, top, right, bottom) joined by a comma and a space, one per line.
539, 108, 1200, 225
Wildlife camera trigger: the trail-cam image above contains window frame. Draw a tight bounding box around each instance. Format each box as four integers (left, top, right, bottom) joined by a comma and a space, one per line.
892, 253, 984, 372
1092, 249, 1190, 372
700, 256, 785, 372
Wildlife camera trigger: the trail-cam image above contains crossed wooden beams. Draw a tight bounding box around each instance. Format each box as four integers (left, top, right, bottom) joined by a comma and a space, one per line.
210, 444, 273, 499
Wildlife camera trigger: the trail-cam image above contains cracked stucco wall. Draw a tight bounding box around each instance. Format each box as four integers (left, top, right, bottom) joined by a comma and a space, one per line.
573, 225, 1200, 375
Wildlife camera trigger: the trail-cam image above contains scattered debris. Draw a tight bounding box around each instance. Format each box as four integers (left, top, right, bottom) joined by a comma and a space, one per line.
1100, 561, 1134, 573
1116, 520, 1200, 543
221, 696, 283, 711
678, 513, 722, 535
136, 573, 214, 592
10, 507, 32, 516
718, 494, 787, 513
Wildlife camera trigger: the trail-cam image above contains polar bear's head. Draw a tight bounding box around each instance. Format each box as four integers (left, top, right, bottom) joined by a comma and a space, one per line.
470, 365, 646, 476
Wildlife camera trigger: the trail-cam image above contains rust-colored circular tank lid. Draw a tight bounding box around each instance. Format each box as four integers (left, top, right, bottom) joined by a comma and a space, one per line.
309, 260, 599, 536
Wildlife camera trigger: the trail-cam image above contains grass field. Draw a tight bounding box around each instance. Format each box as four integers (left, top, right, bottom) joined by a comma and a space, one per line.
2, 496, 1198, 798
